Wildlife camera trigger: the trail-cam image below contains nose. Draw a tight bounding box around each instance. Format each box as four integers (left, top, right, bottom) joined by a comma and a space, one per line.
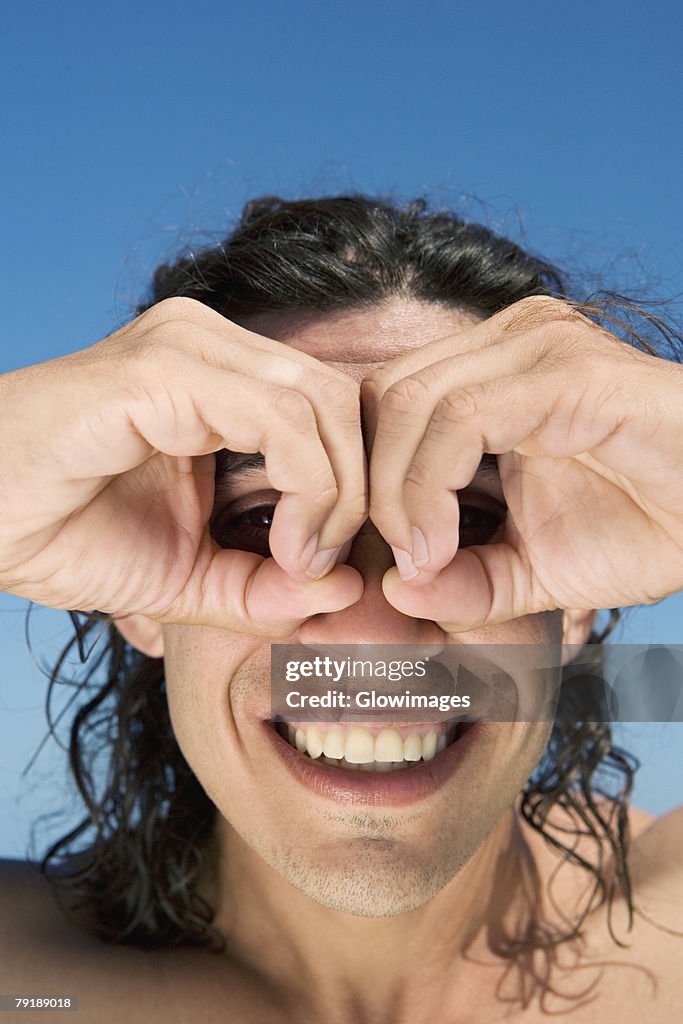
297, 521, 446, 653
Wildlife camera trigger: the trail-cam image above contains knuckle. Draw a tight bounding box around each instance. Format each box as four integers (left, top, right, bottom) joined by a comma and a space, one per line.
122, 310, 210, 367
559, 334, 604, 371
436, 387, 481, 424
127, 335, 190, 377
501, 295, 581, 333
368, 491, 398, 530
138, 330, 169, 360
362, 367, 387, 395
120, 334, 169, 373
272, 388, 316, 431
148, 295, 209, 325
315, 375, 360, 418
382, 376, 433, 415
303, 462, 339, 505
535, 320, 608, 368
134, 300, 221, 357
309, 479, 339, 513
403, 458, 436, 492
337, 490, 369, 529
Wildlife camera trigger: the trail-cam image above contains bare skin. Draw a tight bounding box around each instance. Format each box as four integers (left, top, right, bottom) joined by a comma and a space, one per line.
1, 806, 682, 1023
0, 297, 682, 1022
1, 295, 682, 630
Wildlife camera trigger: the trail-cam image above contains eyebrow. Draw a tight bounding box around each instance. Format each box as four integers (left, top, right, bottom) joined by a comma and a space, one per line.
213, 451, 267, 502
214, 449, 501, 494
215, 450, 267, 479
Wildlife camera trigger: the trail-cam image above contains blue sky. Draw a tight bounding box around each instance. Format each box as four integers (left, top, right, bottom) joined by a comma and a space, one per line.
1, 0, 682, 856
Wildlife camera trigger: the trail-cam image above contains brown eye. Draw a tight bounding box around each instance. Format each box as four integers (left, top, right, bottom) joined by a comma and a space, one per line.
458, 502, 506, 548
211, 504, 276, 557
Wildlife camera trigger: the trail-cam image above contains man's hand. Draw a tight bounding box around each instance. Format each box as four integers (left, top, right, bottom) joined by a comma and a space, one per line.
363, 297, 683, 632
0, 298, 365, 634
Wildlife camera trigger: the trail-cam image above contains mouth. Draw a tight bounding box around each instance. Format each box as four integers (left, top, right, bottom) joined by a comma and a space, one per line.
266, 718, 479, 806
275, 719, 463, 771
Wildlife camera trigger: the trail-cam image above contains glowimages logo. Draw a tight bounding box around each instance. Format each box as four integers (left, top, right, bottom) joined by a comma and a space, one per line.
270, 643, 683, 724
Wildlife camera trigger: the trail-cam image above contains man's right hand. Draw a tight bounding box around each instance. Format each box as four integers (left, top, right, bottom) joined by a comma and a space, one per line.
0, 298, 366, 634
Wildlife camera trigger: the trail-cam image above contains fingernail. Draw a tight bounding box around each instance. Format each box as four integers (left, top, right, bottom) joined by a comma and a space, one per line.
411, 526, 429, 567
305, 546, 342, 580
391, 546, 419, 581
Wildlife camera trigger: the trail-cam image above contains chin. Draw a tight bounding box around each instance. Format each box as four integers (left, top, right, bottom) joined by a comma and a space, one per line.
256, 814, 496, 918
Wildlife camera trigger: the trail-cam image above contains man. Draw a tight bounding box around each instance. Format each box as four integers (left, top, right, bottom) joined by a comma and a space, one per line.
1, 196, 682, 1022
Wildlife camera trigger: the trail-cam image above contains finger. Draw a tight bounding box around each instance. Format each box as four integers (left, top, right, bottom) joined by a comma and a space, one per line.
381, 541, 556, 632
276, 371, 366, 564
138, 307, 368, 571
398, 368, 555, 578
1, 345, 355, 585
122, 354, 351, 580
360, 296, 581, 443
368, 339, 542, 577
154, 545, 364, 636
5, 444, 364, 631
139, 298, 358, 383
404, 351, 648, 582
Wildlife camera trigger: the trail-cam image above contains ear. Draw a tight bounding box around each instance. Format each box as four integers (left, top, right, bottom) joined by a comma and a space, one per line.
111, 614, 164, 659
560, 608, 598, 666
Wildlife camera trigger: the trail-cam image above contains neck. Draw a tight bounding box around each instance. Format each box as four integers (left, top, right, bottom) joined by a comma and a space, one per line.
206, 807, 544, 1023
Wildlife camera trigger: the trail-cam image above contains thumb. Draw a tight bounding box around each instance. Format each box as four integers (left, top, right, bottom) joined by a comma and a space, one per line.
159, 547, 364, 634
381, 544, 555, 631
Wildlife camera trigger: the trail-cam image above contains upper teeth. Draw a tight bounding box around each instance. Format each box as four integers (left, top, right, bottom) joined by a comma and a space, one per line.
281, 722, 452, 770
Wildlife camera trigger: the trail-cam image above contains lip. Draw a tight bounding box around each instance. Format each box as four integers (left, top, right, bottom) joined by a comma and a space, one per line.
263, 719, 481, 807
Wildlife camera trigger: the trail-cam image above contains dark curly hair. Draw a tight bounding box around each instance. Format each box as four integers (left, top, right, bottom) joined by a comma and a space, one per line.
36, 194, 681, 962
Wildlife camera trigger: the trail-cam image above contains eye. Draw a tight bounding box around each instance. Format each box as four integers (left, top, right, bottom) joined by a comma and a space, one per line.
457, 500, 506, 548
210, 493, 506, 557
211, 502, 277, 557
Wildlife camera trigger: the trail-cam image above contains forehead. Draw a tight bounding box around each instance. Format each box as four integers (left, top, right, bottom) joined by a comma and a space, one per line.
244, 298, 482, 383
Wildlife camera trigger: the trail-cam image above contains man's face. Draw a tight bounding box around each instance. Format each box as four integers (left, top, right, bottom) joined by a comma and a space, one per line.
160, 299, 563, 916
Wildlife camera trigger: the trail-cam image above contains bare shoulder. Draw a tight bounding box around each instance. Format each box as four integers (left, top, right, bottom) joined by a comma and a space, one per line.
0, 860, 268, 1023
0, 859, 165, 1023
597, 806, 683, 982
603, 807, 683, 1019
0, 855, 134, 960
629, 804, 683, 898
0, 859, 74, 947
521, 805, 683, 1021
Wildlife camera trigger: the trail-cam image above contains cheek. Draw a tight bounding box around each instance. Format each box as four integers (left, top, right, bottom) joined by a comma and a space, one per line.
452, 612, 564, 725
462, 610, 563, 645
160, 625, 259, 776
